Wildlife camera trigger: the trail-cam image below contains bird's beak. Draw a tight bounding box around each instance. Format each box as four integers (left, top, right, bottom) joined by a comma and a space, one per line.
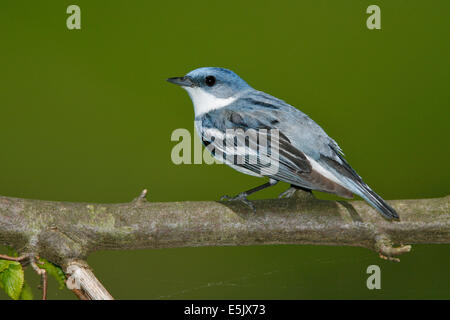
166, 76, 195, 87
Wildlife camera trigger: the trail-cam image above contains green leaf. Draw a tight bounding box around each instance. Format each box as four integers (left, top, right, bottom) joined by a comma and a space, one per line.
0, 260, 24, 300
19, 281, 33, 300
0, 260, 9, 273
38, 258, 66, 289
0, 247, 19, 274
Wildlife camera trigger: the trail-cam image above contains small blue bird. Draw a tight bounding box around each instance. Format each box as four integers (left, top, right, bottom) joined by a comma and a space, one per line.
167, 67, 399, 220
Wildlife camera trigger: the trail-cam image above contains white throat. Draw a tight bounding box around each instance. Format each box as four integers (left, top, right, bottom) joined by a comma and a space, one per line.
184, 87, 236, 116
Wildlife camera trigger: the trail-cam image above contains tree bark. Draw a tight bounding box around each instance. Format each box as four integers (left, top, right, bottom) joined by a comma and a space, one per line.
1, 190, 449, 299
1, 190, 448, 268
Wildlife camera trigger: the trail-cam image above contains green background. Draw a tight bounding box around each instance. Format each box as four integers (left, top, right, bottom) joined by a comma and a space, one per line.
0, 1, 449, 299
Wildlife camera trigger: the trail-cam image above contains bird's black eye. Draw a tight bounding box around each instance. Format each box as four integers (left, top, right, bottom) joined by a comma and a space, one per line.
205, 75, 216, 87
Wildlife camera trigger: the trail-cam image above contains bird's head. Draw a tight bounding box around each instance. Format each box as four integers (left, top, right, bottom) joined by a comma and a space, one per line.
167, 67, 251, 115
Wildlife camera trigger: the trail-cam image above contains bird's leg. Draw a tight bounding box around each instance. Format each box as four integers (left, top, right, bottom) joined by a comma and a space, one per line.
279, 185, 312, 199
221, 180, 278, 211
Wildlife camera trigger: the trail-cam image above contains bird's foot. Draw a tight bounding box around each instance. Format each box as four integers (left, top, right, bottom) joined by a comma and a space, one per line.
221, 193, 256, 212
278, 187, 298, 199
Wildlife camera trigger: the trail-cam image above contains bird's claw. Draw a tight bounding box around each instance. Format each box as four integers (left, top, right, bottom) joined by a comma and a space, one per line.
220, 193, 256, 212
278, 187, 297, 199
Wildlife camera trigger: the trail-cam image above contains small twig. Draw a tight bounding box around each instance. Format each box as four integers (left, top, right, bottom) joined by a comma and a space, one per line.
133, 188, 148, 204
41, 270, 48, 300
375, 235, 412, 262
0, 254, 28, 263
30, 257, 47, 300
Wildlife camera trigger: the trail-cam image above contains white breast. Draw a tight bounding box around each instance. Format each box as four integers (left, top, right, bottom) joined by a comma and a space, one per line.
184, 87, 236, 116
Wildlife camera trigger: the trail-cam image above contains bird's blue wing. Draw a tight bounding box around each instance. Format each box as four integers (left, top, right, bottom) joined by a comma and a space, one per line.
227, 90, 398, 219
196, 91, 353, 197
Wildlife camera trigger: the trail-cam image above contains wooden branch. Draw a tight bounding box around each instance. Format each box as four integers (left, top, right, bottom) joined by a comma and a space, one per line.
0, 190, 449, 299
65, 261, 113, 300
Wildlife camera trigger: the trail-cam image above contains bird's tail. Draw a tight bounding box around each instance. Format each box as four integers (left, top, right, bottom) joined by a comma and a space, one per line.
352, 182, 399, 220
